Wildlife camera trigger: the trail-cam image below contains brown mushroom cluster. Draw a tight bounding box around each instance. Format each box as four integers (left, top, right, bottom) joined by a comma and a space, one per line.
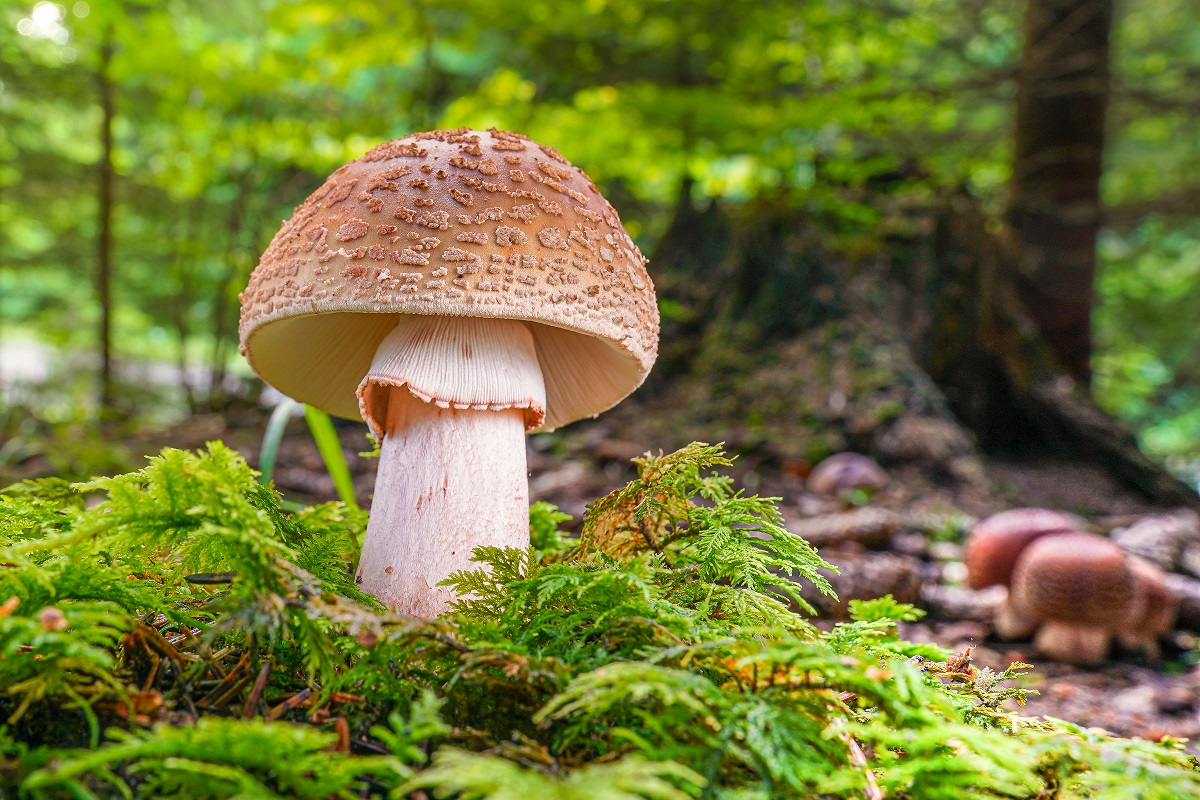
965, 509, 1179, 664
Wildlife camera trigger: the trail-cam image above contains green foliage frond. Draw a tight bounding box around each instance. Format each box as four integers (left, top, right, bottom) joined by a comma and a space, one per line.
530, 501, 572, 556
23, 717, 408, 798
402, 748, 704, 800
578, 443, 834, 616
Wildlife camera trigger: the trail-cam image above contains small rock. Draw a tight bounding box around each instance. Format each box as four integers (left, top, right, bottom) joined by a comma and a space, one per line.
1164, 573, 1200, 632
920, 583, 1006, 622
1113, 685, 1157, 717
933, 621, 989, 648
964, 644, 1007, 671
786, 507, 898, 549
806, 452, 889, 497
1048, 682, 1077, 699
1180, 542, 1200, 580
529, 462, 591, 499
928, 541, 964, 562
891, 532, 928, 557
797, 495, 841, 516
1155, 685, 1195, 715
1171, 631, 1198, 651
795, 549, 924, 620
899, 622, 935, 644
941, 561, 968, 585
1112, 511, 1200, 572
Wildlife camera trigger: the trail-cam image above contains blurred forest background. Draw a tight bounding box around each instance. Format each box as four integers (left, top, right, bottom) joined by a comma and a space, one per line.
1, 0, 1198, 497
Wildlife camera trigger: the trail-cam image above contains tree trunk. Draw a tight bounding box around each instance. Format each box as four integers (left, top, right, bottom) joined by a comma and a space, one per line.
170, 201, 201, 410
641, 190, 1199, 508
208, 177, 248, 406
935, 197, 1199, 506
96, 28, 116, 411
1008, 0, 1113, 386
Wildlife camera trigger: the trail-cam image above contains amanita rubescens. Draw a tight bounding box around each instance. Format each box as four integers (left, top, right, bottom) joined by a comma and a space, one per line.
965, 510, 1179, 664
238, 128, 659, 617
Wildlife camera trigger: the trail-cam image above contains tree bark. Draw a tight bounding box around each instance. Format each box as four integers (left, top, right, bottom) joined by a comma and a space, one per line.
1008, 0, 1113, 386
208, 175, 248, 406
170, 201, 202, 410
96, 28, 116, 410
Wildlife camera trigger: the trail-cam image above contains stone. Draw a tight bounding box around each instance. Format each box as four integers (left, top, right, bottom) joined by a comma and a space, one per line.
919, 583, 1006, 622
1112, 511, 1200, 572
1164, 572, 1200, 632
794, 549, 924, 620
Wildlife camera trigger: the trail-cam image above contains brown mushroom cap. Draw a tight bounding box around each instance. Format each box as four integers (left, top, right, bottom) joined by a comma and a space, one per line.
238, 128, 659, 432
806, 452, 889, 497
964, 508, 1082, 589
1009, 532, 1135, 628
1120, 556, 1180, 646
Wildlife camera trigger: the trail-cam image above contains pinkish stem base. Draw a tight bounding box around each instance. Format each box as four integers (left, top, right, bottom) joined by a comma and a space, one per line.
356, 389, 531, 617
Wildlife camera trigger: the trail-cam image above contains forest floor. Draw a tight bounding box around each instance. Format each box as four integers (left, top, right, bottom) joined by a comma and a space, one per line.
14, 394, 1191, 752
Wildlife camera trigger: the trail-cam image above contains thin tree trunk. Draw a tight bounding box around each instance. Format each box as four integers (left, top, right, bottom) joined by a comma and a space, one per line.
170, 202, 200, 410
208, 176, 248, 405
1008, 0, 1113, 386
96, 28, 116, 410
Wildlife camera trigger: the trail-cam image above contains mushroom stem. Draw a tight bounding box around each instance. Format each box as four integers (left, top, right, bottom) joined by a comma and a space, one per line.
356, 395, 530, 617
1033, 621, 1112, 665
355, 315, 547, 617
992, 592, 1038, 639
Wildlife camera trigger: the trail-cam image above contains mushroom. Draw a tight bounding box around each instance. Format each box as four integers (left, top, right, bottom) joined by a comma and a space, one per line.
1117, 556, 1180, 655
1000, 532, 1136, 664
964, 508, 1081, 590
806, 452, 889, 498
238, 128, 659, 617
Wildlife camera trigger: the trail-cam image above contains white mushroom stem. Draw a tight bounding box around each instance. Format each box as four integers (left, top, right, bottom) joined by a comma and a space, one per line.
992, 592, 1038, 640
1033, 621, 1112, 665
357, 398, 530, 617
355, 315, 546, 618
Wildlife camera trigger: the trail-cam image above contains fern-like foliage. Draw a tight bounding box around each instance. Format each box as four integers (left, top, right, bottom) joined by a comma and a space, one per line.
22, 717, 406, 799
2, 441, 1198, 800
577, 443, 834, 615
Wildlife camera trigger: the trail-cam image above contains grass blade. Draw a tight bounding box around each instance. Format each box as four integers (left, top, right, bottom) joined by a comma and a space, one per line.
258, 398, 299, 486
303, 405, 359, 509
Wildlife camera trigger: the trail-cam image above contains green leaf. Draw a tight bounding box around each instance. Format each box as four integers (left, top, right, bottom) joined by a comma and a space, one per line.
303, 405, 358, 510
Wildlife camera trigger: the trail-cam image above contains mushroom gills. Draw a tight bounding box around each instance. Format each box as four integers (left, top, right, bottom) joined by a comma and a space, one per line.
355, 315, 547, 617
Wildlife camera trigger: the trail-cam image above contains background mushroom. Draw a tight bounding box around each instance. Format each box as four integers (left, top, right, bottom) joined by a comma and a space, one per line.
964, 508, 1082, 590
238, 128, 659, 617
1001, 531, 1136, 664
1118, 556, 1180, 655
968, 510, 1181, 664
